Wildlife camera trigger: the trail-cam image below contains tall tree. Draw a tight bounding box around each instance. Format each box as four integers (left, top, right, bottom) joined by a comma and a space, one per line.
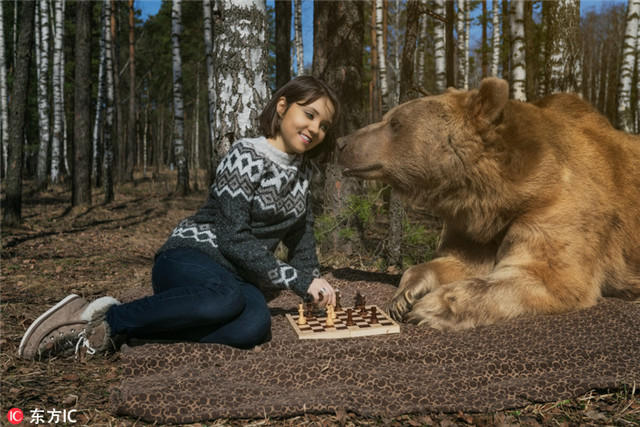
510, 0, 527, 100
73, 0, 92, 206
547, 0, 582, 94
126, 0, 136, 181
445, 0, 455, 87
213, 0, 269, 160
376, 0, 389, 111
482, 0, 488, 78
93, 2, 107, 187
51, 0, 65, 183
313, 0, 365, 254
172, 0, 188, 195
275, 0, 292, 89
433, 0, 446, 92
4, 0, 35, 226
491, 0, 500, 77
618, 0, 640, 132
456, 0, 467, 88
104, 0, 115, 203
294, 0, 304, 75
0, 1, 9, 176
202, 0, 216, 185
36, 0, 51, 189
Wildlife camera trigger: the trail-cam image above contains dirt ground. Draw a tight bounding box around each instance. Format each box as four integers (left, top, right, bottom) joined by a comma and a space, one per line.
2, 172, 638, 426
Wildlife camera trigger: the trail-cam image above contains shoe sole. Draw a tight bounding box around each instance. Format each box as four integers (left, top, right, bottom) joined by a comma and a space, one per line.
18, 294, 81, 358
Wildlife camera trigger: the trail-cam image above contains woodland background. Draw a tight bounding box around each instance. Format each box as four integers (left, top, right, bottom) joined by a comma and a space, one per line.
2, 0, 640, 267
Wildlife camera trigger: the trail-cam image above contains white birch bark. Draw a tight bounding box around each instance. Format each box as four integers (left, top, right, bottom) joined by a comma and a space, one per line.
214, 0, 269, 159
203, 0, 217, 171
417, 2, 427, 88
104, 0, 115, 202
510, 0, 526, 101
434, 0, 446, 92
172, 0, 188, 194
0, 2, 9, 172
456, 0, 466, 88
464, 0, 470, 89
618, 0, 640, 132
51, 0, 64, 183
490, 0, 500, 77
549, 0, 581, 93
376, 0, 389, 109
294, 0, 304, 75
36, 0, 51, 187
93, 2, 107, 186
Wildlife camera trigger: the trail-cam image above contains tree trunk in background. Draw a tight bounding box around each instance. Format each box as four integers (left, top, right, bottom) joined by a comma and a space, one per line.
617, 0, 640, 132
0, 1, 9, 176
394, 0, 401, 103
434, 0, 446, 93
464, 0, 470, 88
445, 0, 455, 87
36, 0, 50, 189
510, 0, 527, 101
126, 0, 136, 182
73, 0, 92, 206
501, 0, 510, 83
51, 0, 64, 183
213, 0, 269, 160
376, 0, 389, 111
172, 0, 188, 195
110, 0, 123, 183
313, 0, 365, 255
294, 0, 304, 75
93, 2, 107, 188
456, 0, 466, 88
524, 0, 536, 100
548, 0, 582, 94
104, 0, 115, 203
370, 1, 380, 122
491, 0, 500, 77
416, 1, 426, 89
482, 0, 487, 78
275, 0, 292, 89
4, 0, 35, 226
202, 0, 216, 185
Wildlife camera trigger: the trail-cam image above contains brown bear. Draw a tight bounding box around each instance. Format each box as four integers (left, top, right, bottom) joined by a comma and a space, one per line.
337, 77, 640, 330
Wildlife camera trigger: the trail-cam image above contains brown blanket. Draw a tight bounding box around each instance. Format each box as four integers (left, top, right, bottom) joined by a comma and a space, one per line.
110, 269, 640, 424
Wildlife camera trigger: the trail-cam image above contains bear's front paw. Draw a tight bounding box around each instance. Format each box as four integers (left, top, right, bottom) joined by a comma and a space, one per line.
405, 285, 476, 331
386, 267, 438, 321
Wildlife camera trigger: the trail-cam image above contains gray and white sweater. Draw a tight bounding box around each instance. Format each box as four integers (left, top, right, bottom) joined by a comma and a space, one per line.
158, 137, 320, 297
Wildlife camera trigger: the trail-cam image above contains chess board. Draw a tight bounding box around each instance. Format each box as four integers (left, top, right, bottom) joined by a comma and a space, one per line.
286, 305, 400, 340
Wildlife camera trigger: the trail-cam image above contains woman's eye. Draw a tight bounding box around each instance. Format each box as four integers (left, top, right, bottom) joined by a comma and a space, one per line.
305, 112, 314, 119
320, 124, 328, 132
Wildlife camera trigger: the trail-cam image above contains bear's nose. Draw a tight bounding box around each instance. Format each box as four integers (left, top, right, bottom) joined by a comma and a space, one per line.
336, 136, 347, 151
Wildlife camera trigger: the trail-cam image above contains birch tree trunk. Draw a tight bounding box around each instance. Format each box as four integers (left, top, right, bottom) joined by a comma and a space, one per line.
618, 0, 640, 132
51, 0, 64, 183
434, 0, 446, 93
464, 0, 470, 89
510, 0, 526, 101
491, 0, 500, 77
104, 0, 115, 203
417, 2, 427, 89
213, 0, 270, 160
456, 0, 466, 88
4, 0, 35, 226
203, 0, 217, 185
93, 2, 107, 187
0, 2, 9, 176
548, 0, 582, 94
36, 0, 51, 188
172, 0, 188, 195
73, 0, 92, 206
294, 0, 304, 75
394, 0, 401, 103
376, 0, 389, 110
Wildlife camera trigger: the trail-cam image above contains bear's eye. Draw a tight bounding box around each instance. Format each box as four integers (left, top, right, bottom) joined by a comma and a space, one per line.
389, 118, 401, 131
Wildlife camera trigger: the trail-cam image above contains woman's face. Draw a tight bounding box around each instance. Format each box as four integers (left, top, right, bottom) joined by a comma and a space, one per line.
270, 96, 335, 155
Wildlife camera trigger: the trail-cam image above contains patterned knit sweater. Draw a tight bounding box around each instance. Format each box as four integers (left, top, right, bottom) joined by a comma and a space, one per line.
158, 137, 320, 297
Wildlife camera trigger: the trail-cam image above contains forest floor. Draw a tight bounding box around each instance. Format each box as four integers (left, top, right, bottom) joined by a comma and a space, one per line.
1, 170, 639, 426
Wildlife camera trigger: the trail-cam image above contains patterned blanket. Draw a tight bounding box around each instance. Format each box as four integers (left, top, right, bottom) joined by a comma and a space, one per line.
110, 269, 640, 424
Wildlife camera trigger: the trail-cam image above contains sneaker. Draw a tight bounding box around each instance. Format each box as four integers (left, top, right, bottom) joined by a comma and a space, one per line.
18, 294, 120, 360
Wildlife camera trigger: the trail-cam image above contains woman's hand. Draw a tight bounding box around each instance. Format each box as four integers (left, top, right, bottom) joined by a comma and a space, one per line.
307, 278, 336, 307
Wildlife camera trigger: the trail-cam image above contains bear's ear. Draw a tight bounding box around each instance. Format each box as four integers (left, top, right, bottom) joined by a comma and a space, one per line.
467, 77, 509, 126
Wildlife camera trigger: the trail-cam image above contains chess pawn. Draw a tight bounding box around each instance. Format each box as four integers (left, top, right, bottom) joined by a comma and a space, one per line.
325, 304, 335, 327
335, 290, 342, 311
297, 303, 306, 325
346, 308, 354, 326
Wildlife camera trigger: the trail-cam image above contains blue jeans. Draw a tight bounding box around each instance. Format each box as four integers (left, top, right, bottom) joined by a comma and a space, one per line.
105, 248, 271, 349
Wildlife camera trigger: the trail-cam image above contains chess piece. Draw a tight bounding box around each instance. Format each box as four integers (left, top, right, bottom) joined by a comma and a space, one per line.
297, 303, 306, 325
370, 306, 378, 324
325, 305, 335, 327
306, 302, 315, 319
355, 291, 366, 309
346, 308, 354, 326
335, 290, 342, 311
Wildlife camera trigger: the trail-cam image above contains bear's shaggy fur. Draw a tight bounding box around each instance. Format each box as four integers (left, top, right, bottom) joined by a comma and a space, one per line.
337, 78, 640, 330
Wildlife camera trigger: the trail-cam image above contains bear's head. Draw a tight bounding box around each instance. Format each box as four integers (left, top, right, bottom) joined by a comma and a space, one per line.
337, 78, 510, 197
